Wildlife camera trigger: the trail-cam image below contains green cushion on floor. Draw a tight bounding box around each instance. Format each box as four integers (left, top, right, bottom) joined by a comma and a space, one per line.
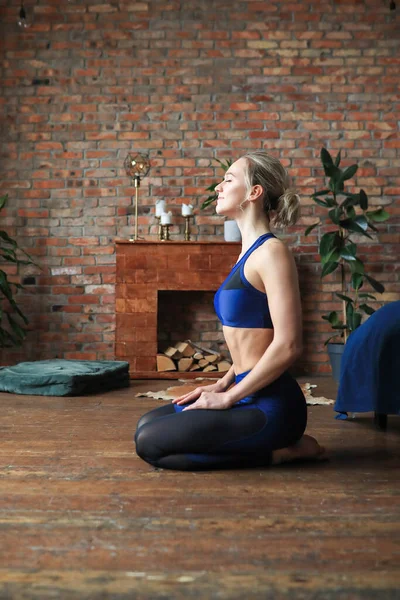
0, 359, 130, 396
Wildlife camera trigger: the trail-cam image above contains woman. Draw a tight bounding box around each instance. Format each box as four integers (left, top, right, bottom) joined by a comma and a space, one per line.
134, 151, 325, 470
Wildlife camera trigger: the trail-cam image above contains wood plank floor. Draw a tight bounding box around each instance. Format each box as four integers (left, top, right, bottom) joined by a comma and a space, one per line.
0, 377, 399, 599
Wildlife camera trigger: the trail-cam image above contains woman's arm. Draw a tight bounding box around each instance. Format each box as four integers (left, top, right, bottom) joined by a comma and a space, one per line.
214, 363, 236, 391
225, 239, 303, 406
172, 363, 236, 405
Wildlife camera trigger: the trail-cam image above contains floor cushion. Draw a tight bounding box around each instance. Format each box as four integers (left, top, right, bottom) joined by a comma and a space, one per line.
0, 359, 130, 396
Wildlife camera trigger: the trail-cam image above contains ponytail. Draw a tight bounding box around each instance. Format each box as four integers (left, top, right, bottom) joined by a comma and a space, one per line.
271, 188, 301, 228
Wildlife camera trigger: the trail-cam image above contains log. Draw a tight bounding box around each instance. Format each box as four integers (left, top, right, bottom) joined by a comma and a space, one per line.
185, 339, 221, 358
175, 341, 195, 357
198, 359, 209, 368
189, 363, 201, 371
204, 354, 219, 364
178, 357, 194, 372
157, 354, 177, 372
164, 346, 181, 359
203, 364, 217, 372
217, 360, 231, 372
193, 352, 204, 361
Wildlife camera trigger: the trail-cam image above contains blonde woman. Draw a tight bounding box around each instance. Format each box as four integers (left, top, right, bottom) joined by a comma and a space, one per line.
134, 151, 325, 470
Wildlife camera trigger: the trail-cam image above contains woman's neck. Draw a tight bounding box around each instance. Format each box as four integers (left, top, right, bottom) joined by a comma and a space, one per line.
235, 214, 271, 250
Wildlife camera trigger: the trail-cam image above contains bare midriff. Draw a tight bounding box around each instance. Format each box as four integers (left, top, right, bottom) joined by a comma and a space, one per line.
223, 326, 274, 375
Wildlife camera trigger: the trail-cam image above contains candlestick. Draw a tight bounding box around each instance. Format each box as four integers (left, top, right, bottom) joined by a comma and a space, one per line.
124, 152, 150, 242
155, 215, 163, 240
161, 224, 171, 241
184, 214, 194, 241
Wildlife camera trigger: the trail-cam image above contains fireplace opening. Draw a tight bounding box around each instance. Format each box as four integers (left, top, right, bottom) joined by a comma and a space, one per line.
157, 290, 230, 359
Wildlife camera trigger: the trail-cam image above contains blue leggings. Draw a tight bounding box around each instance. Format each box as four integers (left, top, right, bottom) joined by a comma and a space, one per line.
134, 371, 307, 471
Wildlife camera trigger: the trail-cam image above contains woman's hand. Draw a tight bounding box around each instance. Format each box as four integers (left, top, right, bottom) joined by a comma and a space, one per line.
178, 390, 231, 411
172, 381, 225, 406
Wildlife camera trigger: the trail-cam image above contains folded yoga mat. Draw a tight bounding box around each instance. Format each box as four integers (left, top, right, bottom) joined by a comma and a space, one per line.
0, 359, 130, 396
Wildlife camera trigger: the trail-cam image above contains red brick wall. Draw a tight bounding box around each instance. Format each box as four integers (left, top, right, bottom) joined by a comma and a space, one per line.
0, 0, 399, 374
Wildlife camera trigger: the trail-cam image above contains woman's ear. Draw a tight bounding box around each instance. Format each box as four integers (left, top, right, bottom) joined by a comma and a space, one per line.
248, 184, 264, 202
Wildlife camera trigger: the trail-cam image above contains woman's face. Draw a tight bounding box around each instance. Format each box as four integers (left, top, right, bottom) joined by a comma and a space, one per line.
215, 158, 248, 217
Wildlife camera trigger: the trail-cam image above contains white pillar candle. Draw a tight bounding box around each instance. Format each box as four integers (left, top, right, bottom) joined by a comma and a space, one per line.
155, 200, 166, 217
181, 203, 194, 216
160, 211, 172, 225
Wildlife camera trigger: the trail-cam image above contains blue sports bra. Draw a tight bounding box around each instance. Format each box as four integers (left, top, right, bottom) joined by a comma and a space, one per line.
214, 233, 275, 329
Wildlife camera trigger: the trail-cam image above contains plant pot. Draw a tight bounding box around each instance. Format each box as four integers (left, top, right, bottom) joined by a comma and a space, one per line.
224, 220, 241, 242
327, 342, 345, 383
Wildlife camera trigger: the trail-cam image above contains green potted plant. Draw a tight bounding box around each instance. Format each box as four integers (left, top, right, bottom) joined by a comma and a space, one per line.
305, 148, 390, 380
0, 194, 34, 347
201, 158, 241, 241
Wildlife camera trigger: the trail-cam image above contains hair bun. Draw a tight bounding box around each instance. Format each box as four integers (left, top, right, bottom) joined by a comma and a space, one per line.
273, 188, 300, 228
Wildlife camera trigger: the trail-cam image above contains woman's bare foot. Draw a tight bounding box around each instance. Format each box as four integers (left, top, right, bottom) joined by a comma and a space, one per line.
272, 435, 326, 466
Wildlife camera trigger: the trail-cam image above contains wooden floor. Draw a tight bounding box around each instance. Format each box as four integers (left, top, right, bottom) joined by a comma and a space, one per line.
0, 377, 399, 599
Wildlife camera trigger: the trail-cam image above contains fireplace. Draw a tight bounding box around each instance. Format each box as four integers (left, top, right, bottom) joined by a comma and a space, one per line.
157, 290, 229, 356
115, 240, 240, 378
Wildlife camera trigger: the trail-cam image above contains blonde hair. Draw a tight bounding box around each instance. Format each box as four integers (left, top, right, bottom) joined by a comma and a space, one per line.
242, 150, 300, 228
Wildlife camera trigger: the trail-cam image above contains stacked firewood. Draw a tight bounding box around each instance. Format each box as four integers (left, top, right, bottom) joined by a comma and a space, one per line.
156, 339, 231, 373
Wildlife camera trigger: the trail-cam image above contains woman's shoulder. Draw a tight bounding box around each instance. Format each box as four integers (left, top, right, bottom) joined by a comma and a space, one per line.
254, 236, 291, 262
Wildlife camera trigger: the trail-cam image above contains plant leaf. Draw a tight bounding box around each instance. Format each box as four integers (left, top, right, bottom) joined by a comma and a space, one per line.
319, 231, 341, 257
311, 190, 331, 197
321, 247, 341, 265
304, 222, 319, 236
349, 258, 365, 274
340, 248, 357, 261
349, 311, 362, 331
0, 271, 13, 301
351, 272, 364, 290
345, 206, 356, 220
321, 147, 334, 168
336, 293, 353, 303
367, 220, 379, 233
313, 197, 330, 207
322, 311, 340, 326
365, 274, 385, 294
329, 167, 344, 192
359, 189, 368, 210
358, 292, 377, 300
328, 206, 342, 225
201, 195, 217, 209
340, 164, 358, 181
354, 215, 370, 231
321, 148, 342, 179
6, 313, 27, 342
0, 231, 18, 248
339, 218, 373, 238
334, 151, 341, 167
366, 208, 390, 223
321, 261, 339, 278
324, 333, 344, 346
359, 303, 375, 316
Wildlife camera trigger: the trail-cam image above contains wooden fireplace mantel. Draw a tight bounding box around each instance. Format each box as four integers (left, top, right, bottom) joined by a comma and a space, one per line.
115, 239, 241, 379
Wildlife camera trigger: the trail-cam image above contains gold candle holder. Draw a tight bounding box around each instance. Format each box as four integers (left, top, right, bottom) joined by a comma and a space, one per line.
161, 223, 171, 241
155, 215, 163, 240
124, 152, 150, 242
184, 214, 194, 241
